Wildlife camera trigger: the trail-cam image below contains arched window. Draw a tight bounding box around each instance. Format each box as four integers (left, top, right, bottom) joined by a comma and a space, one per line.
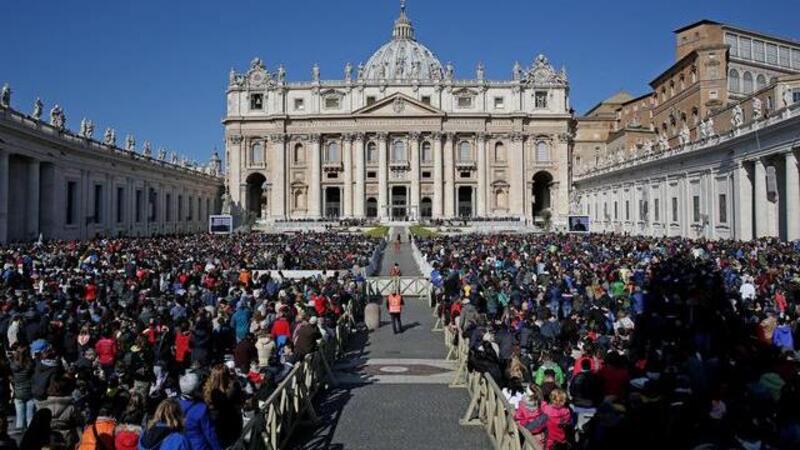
458, 142, 472, 161
251, 141, 264, 164
392, 140, 406, 161
669, 80, 675, 96
742, 72, 754, 94
366, 142, 378, 163
728, 69, 740, 92
691, 107, 699, 125
421, 142, 432, 162
756, 74, 767, 91
293, 143, 305, 164
690, 65, 697, 83
535, 141, 550, 162
325, 142, 339, 162
680, 112, 687, 124
494, 142, 507, 162
679, 74, 685, 90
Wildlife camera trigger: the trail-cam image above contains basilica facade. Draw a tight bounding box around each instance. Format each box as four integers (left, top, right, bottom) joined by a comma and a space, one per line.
223, 4, 572, 224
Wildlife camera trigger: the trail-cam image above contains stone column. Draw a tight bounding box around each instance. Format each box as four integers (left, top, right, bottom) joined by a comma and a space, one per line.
377, 133, 389, 220
343, 134, 353, 217
309, 134, 321, 218
754, 158, 769, 238
0, 150, 8, 244
433, 132, 444, 218
27, 159, 40, 240
228, 135, 243, 207
409, 132, 420, 220
271, 134, 287, 219
510, 133, 525, 220
786, 151, 800, 241
443, 133, 455, 218
354, 134, 366, 217
477, 133, 487, 217
734, 161, 753, 240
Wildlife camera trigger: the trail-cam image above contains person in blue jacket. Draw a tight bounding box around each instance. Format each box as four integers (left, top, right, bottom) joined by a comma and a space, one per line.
231, 303, 251, 343
177, 372, 222, 450
138, 399, 191, 450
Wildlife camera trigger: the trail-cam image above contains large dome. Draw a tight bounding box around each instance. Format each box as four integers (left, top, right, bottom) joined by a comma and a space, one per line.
361, 2, 444, 81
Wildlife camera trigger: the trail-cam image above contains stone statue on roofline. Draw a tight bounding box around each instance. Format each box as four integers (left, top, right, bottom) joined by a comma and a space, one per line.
752, 97, 763, 121
104, 128, 116, 146
125, 135, 136, 152
0, 83, 10, 108
32, 98, 43, 121
731, 104, 744, 130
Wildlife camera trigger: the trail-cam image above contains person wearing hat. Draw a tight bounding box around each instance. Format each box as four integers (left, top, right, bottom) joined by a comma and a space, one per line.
178, 372, 222, 450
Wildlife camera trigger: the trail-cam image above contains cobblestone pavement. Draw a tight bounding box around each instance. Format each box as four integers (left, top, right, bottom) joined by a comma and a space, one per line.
288, 227, 489, 450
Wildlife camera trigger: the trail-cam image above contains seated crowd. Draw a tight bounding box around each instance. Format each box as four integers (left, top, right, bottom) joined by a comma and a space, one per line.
418, 233, 800, 450
0, 233, 374, 449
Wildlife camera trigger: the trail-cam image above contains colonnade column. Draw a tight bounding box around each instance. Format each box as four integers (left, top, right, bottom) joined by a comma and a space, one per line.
271, 134, 287, 219
377, 133, 388, 220
477, 133, 487, 217
27, 159, 40, 240
343, 134, 353, 217
734, 161, 753, 240
432, 132, 443, 218
309, 134, 321, 218
0, 150, 8, 244
786, 151, 800, 241
754, 158, 769, 238
409, 132, 420, 220
510, 133, 525, 220
229, 135, 243, 207
443, 133, 455, 218
354, 134, 366, 217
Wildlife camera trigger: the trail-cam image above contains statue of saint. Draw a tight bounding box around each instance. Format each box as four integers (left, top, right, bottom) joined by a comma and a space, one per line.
142, 141, 152, 157
731, 104, 744, 129
679, 123, 691, 146
476, 62, 485, 81
752, 97, 763, 121
344, 62, 352, 82
445, 62, 454, 80
32, 98, 43, 120
85, 120, 94, 139
0, 83, 10, 108
125, 135, 136, 152
277, 64, 286, 83
158, 147, 167, 161
104, 128, 116, 146
221, 187, 233, 215
513, 61, 522, 81
311, 63, 320, 82
356, 62, 365, 80
50, 105, 65, 130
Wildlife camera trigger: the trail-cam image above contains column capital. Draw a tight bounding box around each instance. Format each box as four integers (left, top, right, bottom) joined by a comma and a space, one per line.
353, 132, 367, 142
430, 131, 444, 141
228, 135, 243, 145
375, 132, 389, 141
307, 133, 322, 143
268, 134, 287, 143
511, 132, 526, 142
342, 132, 355, 142
408, 131, 421, 141
443, 132, 455, 142
477, 132, 489, 141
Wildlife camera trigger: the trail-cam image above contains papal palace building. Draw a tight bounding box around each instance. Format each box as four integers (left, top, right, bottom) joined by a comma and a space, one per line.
0, 93, 222, 244
224, 3, 572, 224
573, 20, 800, 241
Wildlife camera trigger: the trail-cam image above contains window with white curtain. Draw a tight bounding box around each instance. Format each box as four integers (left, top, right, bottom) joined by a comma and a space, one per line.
536, 141, 550, 162
753, 40, 765, 62
251, 141, 264, 164
421, 142, 432, 162
725, 33, 738, 57
325, 142, 339, 162
728, 69, 740, 92
392, 140, 406, 161
494, 142, 507, 162
458, 142, 472, 161
740, 38, 752, 59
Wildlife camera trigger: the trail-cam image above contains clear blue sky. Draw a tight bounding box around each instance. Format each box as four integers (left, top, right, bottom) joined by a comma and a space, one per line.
4, 0, 799, 162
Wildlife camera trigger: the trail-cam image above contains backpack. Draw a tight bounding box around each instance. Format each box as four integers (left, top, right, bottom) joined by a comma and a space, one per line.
77, 419, 116, 450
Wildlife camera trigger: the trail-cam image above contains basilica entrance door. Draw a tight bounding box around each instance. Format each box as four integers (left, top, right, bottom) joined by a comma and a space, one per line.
391, 186, 408, 220
324, 187, 341, 218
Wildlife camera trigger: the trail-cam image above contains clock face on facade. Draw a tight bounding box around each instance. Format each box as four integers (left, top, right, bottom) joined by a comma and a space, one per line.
249, 72, 264, 85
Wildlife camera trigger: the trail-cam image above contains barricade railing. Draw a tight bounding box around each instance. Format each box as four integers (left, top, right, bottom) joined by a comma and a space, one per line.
365, 276, 431, 297
249, 306, 352, 449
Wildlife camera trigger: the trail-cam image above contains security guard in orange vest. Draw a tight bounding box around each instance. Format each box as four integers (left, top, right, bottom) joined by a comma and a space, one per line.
386, 290, 405, 334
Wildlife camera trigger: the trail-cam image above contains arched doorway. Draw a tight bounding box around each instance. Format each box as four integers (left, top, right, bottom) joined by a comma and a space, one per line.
324, 187, 341, 218
391, 186, 408, 220
458, 186, 473, 218
246, 173, 267, 218
532, 171, 553, 220
366, 197, 378, 218
420, 197, 433, 219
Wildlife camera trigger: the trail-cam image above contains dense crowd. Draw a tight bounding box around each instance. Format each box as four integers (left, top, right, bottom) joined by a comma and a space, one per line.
418, 233, 800, 450
0, 233, 374, 450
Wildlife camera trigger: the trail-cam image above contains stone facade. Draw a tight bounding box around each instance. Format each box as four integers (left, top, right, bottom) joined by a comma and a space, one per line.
223, 4, 572, 225
0, 100, 222, 244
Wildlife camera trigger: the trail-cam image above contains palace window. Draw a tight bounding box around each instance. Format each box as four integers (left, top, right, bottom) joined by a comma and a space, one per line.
367, 171, 377, 179
740, 37, 752, 59
116, 187, 124, 224
725, 33, 738, 57
250, 93, 263, 110
458, 142, 472, 161
324, 96, 341, 109
367, 142, 378, 163
293, 143, 305, 164
536, 141, 550, 162
766, 43, 778, 65
251, 141, 264, 165
779, 47, 790, 67
325, 142, 339, 162
534, 91, 548, 108
392, 140, 406, 161
743, 71, 754, 94
671, 197, 678, 223
457, 96, 473, 108
422, 171, 432, 179
719, 194, 728, 223
494, 97, 505, 109
756, 74, 767, 91
654, 198, 660, 222
93, 184, 104, 224
614, 202, 618, 220
625, 200, 630, 221
494, 142, 507, 162
421, 96, 431, 105
165, 193, 172, 222
421, 142, 432, 162
294, 98, 305, 111
793, 49, 800, 69
366, 96, 376, 106
135, 190, 143, 223
693, 195, 701, 223
66, 181, 78, 225
728, 69, 740, 92
753, 40, 765, 62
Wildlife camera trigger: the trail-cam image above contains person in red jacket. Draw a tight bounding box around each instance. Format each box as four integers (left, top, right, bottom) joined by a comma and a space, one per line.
271, 313, 292, 347
174, 324, 191, 369
95, 334, 117, 378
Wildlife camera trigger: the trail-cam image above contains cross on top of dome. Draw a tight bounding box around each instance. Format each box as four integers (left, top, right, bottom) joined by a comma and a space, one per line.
393, 0, 415, 41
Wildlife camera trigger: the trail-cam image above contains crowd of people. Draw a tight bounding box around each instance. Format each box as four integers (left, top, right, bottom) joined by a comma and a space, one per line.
0, 232, 375, 449
417, 233, 800, 449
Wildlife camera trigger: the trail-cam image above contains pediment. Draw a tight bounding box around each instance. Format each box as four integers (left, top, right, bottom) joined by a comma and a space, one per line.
352, 93, 444, 117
